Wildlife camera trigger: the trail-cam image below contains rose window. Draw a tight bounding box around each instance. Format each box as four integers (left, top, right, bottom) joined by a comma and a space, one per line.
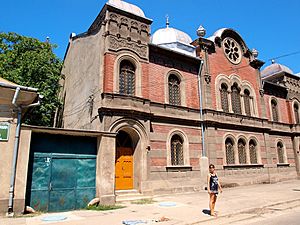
222, 37, 242, 64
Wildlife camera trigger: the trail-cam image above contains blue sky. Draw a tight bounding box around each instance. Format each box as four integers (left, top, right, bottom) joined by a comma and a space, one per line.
1, 0, 300, 72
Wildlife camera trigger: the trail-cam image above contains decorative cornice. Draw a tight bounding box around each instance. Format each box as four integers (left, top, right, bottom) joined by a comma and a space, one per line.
99, 93, 298, 135
108, 35, 148, 59
249, 59, 265, 69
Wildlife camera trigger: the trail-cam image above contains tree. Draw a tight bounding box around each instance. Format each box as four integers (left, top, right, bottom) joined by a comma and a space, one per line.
0, 32, 62, 126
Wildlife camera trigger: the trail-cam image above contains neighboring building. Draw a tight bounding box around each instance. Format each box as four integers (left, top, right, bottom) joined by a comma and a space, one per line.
58, 0, 300, 207
0, 77, 39, 214
0, 77, 115, 214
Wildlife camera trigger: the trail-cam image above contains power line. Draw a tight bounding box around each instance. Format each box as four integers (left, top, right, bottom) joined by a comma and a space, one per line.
267, 50, 300, 61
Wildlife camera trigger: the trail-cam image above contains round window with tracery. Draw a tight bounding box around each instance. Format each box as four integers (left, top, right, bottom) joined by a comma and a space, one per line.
222, 37, 242, 64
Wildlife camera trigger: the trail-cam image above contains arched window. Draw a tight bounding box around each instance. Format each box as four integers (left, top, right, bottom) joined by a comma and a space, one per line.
119, 60, 135, 95
249, 140, 257, 164
231, 83, 242, 114
225, 138, 235, 165
238, 139, 246, 164
171, 134, 184, 165
244, 89, 251, 116
168, 74, 181, 105
220, 83, 229, 112
277, 142, 285, 164
294, 103, 300, 124
271, 99, 279, 122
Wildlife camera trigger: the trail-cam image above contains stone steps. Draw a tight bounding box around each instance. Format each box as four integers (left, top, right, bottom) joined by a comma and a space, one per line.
115, 190, 152, 202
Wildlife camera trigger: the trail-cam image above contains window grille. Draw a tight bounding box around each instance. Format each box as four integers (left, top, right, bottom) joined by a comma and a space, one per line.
249, 140, 257, 164
168, 75, 181, 105
220, 84, 229, 112
119, 60, 135, 95
238, 139, 247, 164
294, 104, 300, 124
171, 134, 184, 165
225, 138, 235, 164
244, 89, 251, 116
271, 99, 279, 122
231, 84, 242, 114
277, 142, 285, 164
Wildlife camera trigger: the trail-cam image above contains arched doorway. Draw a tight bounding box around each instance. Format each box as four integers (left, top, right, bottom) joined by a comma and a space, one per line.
115, 130, 134, 190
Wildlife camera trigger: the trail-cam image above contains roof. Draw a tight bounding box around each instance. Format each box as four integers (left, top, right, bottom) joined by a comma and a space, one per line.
207, 28, 248, 52
0, 77, 39, 106
261, 63, 294, 78
107, 0, 145, 18
0, 77, 38, 92
151, 27, 196, 57
0, 77, 17, 86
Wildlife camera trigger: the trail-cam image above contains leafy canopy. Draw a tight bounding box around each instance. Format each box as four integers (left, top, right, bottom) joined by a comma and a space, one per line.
0, 32, 62, 126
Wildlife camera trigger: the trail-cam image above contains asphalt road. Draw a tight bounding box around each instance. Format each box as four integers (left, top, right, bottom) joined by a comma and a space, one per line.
201, 202, 300, 225
240, 206, 300, 225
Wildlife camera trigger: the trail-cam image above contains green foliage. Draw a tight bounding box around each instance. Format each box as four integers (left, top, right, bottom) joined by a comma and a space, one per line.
0, 32, 62, 126
86, 204, 125, 211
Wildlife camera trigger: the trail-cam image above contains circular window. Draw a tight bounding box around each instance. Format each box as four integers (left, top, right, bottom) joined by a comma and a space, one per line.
222, 37, 242, 64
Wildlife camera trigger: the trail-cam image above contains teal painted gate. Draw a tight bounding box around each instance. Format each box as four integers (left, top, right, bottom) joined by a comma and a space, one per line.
26, 133, 97, 212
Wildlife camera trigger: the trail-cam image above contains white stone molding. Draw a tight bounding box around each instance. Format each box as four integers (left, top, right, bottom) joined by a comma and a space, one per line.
164, 69, 186, 107
166, 129, 190, 166
113, 52, 142, 97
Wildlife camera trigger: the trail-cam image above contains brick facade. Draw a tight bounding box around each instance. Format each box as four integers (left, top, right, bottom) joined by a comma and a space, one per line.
60, 0, 300, 195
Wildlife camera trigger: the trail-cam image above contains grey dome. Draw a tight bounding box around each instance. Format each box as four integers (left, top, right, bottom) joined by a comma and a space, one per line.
107, 0, 145, 18
261, 63, 294, 78
151, 27, 196, 57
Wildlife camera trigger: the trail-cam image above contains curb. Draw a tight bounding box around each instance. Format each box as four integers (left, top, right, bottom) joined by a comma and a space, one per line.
188, 198, 300, 224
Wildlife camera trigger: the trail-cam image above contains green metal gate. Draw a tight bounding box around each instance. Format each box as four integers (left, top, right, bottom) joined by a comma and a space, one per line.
26, 133, 97, 212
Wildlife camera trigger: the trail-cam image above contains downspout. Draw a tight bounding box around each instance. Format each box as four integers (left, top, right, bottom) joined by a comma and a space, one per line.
8, 87, 21, 215
197, 60, 206, 157
8, 88, 41, 215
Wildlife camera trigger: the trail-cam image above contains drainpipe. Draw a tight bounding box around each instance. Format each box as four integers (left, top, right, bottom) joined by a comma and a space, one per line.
197, 60, 206, 157
7, 88, 41, 215
8, 87, 21, 215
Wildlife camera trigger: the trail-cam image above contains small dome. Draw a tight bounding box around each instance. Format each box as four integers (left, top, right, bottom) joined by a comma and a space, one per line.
261, 63, 294, 78
107, 0, 145, 18
152, 27, 193, 45
151, 27, 196, 57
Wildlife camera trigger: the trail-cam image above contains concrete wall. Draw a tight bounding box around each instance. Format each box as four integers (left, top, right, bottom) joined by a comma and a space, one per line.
61, 30, 104, 130
0, 118, 32, 215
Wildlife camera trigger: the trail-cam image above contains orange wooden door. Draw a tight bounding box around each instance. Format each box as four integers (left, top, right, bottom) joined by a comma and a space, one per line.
115, 147, 133, 190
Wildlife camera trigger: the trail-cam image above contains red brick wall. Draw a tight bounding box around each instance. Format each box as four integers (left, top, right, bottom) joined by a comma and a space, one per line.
208, 47, 262, 116
152, 124, 201, 136
150, 124, 202, 167
103, 53, 150, 98
103, 53, 115, 93
269, 135, 294, 165
151, 157, 166, 166
141, 62, 149, 99
214, 129, 266, 166
264, 94, 291, 123
148, 62, 200, 108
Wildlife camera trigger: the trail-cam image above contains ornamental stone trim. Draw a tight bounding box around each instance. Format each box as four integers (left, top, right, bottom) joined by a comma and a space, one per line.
108, 36, 147, 59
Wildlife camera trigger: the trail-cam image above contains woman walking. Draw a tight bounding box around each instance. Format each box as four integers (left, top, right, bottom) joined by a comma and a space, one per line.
207, 164, 222, 216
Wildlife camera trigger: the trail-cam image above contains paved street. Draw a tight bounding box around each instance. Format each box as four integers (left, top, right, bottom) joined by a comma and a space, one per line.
244, 207, 300, 225
1, 179, 300, 225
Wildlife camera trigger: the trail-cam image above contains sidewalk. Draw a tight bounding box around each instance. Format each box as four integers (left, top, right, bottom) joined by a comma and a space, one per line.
1, 179, 300, 225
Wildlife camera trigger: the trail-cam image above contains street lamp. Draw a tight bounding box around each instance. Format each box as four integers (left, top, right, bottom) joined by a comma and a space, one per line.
196, 25, 206, 158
